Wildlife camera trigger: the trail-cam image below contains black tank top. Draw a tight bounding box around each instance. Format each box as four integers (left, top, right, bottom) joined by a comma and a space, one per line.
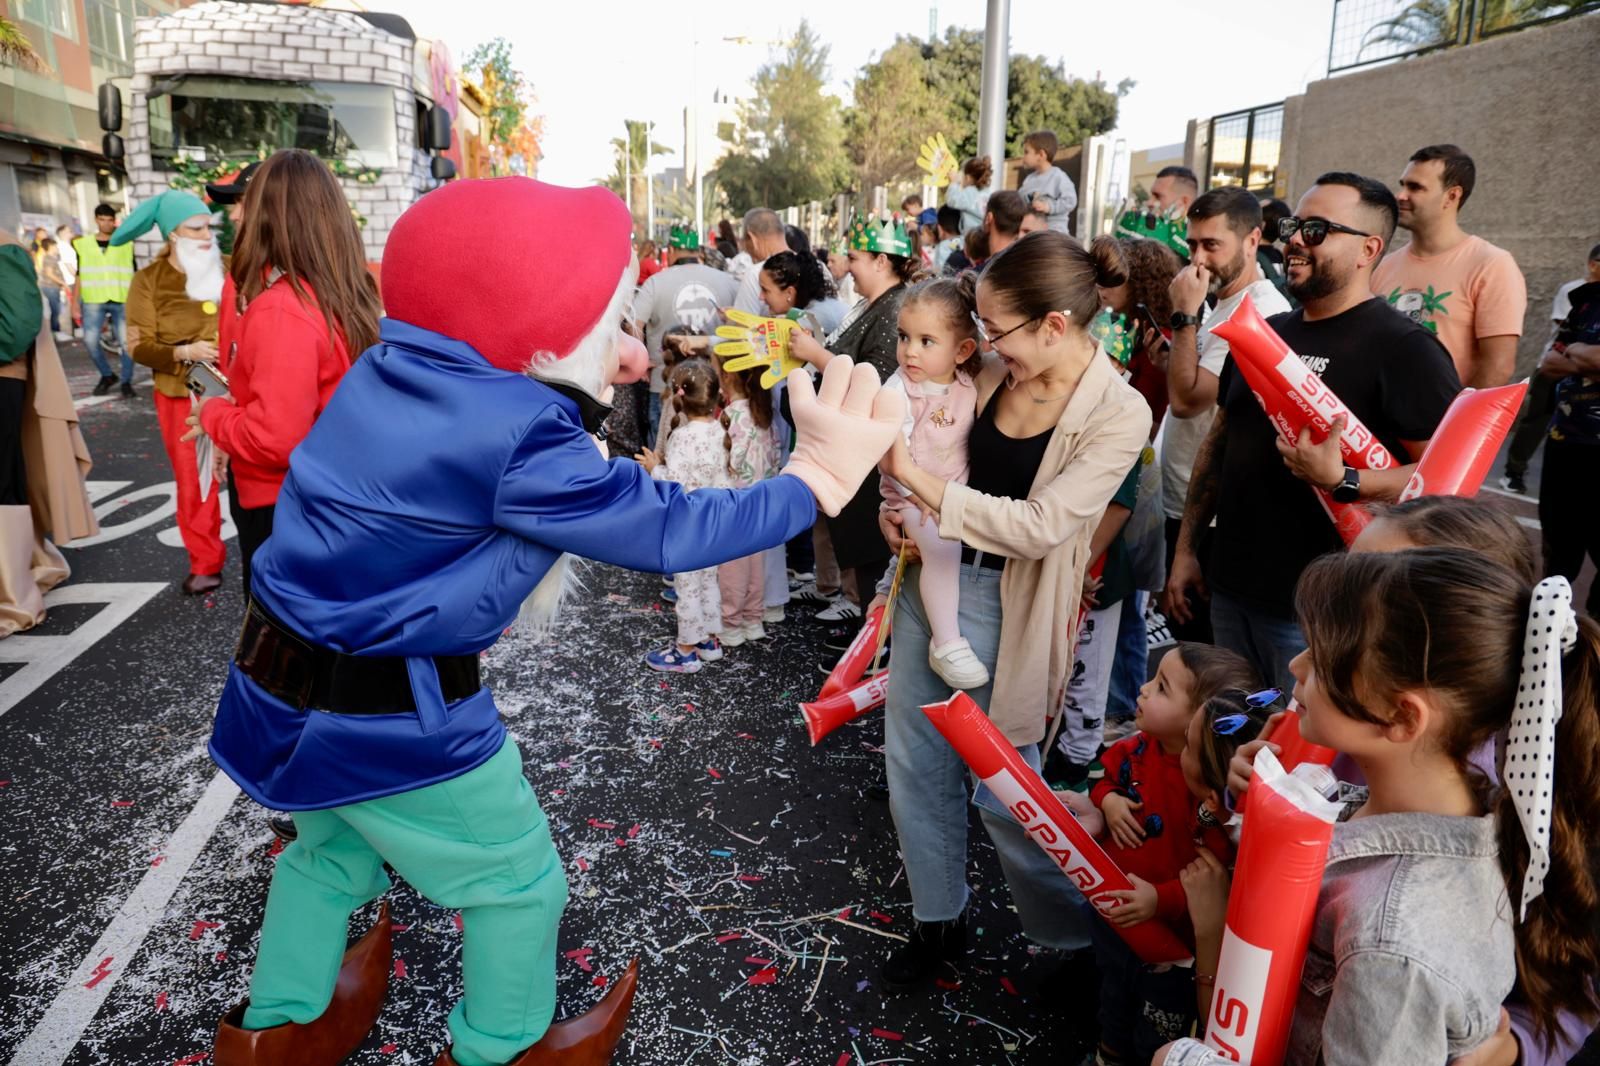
961, 385, 1055, 569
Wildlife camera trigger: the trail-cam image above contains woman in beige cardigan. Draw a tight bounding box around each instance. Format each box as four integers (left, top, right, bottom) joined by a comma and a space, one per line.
872, 231, 1152, 992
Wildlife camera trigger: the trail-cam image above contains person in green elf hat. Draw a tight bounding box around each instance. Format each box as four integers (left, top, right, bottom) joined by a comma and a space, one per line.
118, 189, 231, 595
788, 213, 919, 628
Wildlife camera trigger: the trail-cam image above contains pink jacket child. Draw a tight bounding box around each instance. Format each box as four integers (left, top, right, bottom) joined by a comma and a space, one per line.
880, 367, 986, 689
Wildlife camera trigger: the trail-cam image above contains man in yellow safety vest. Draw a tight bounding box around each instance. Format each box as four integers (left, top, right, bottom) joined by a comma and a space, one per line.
72, 203, 136, 397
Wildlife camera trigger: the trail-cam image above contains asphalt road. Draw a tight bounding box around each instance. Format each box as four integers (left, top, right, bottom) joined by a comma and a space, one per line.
0, 341, 1093, 1066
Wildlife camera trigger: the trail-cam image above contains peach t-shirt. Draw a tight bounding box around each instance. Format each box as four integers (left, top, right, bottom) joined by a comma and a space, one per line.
1372, 234, 1526, 385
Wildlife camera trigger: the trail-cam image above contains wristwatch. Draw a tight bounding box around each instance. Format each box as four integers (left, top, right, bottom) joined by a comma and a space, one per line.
1169, 310, 1201, 331
1330, 466, 1361, 503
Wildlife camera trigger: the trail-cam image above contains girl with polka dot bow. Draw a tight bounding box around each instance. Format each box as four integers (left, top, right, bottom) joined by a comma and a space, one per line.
1159, 545, 1600, 1066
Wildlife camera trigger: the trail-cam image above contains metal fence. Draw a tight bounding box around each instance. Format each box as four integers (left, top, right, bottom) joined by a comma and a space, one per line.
1205, 103, 1285, 195
1329, 0, 1597, 73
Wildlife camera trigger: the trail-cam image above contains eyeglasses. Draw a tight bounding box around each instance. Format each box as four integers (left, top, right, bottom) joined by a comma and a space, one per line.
1277, 216, 1372, 247
970, 311, 1041, 346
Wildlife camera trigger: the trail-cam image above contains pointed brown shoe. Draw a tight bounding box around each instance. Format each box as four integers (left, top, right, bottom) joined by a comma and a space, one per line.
215, 902, 393, 1066
433, 958, 639, 1066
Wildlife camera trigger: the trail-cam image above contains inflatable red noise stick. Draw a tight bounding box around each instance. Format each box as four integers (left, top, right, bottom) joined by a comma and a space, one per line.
1208, 294, 1391, 545
801, 669, 890, 746
922, 693, 1192, 964
1204, 748, 1340, 1066
1260, 701, 1335, 773
818, 604, 888, 699
1399, 381, 1528, 502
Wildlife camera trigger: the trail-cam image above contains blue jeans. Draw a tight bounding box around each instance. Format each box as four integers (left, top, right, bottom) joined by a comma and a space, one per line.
82, 301, 131, 382
646, 390, 663, 443
1107, 590, 1147, 721
41, 285, 63, 334
1209, 588, 1306, 696
884, 562, 1093, 951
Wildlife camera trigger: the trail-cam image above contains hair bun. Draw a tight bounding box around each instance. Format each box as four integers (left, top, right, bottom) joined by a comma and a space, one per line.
1089, 234, 1129, 290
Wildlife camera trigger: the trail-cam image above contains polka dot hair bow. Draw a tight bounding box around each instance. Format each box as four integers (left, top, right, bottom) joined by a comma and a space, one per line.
1507, 576, 1579, 920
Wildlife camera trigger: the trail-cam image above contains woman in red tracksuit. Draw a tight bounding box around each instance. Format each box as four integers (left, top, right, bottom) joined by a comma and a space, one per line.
187, 149, 381, 595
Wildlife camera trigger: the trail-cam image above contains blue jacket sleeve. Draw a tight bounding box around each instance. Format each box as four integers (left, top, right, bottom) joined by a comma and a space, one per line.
494, 405, 816, 573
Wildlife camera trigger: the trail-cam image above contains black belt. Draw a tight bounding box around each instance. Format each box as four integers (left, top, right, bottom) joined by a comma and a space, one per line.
235, 601, 482, 715
960, 545, 1010, 572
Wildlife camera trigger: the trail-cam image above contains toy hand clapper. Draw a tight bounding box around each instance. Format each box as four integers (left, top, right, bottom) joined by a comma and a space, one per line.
714, 308, 806, 390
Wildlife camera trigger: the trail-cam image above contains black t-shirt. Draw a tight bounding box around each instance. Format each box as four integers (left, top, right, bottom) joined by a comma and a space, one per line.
1209, 297, 1460, 617
960, 387, 1054, 569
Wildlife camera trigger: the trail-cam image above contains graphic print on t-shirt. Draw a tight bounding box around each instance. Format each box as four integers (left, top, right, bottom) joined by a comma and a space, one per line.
672, 283, 723, 333
1383, 284, 1452, 336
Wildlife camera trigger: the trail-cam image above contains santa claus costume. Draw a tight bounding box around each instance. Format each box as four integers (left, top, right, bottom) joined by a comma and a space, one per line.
205, 178, 903, 1065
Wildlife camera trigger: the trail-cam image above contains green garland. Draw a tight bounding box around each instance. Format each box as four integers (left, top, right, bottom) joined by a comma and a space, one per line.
165, 153, 379, 238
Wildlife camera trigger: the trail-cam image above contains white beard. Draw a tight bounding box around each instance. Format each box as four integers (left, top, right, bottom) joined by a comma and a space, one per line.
174, 236, 225, 302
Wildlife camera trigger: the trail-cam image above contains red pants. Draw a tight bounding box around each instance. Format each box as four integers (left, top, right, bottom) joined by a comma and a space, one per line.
718, 553, 764, 629
154, 391, 225, 576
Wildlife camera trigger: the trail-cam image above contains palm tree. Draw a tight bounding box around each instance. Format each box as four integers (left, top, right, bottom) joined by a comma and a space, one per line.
0, 15, 48, 72
601, 120, 670, 209
1360, 0, 1585, 58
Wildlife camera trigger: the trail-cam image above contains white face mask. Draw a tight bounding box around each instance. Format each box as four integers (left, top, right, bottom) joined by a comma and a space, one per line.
173, 233, 224, 303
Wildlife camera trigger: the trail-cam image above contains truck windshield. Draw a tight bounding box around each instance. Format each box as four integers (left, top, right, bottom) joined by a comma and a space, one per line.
148, 76, 397, 169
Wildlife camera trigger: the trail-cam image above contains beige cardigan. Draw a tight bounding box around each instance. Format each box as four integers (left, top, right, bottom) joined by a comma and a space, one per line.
937, 352, 1152, 746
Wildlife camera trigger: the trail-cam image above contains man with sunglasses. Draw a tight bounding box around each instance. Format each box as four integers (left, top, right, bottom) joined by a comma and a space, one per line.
1166, 172, 1460, 694
1372, 145, 1526, 388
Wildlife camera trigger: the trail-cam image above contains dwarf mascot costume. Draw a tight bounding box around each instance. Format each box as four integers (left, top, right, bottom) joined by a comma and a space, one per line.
206, 178, 904, 1066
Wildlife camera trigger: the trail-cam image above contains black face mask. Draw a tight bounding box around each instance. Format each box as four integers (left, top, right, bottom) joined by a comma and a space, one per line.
540, 380, 614, 439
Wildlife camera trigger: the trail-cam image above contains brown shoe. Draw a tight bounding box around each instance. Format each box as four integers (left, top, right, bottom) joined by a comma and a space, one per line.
433, 958, 638, 1066
215, 903, 393, 1066
182, 572, 223, 596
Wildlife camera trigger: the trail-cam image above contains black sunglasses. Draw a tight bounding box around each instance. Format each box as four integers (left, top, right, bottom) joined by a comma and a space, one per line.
1277, 216, 1372, 247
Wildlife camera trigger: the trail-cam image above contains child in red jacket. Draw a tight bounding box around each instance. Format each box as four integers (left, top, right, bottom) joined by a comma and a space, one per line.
1082, 642, 1259, 1066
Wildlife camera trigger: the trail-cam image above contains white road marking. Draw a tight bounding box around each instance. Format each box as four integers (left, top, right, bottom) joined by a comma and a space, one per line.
64, 481, 236, 549
1479, 484, 1540, 505
1517, 515, 1542, 532
0, 583, 167, 715
4, 770, 241, 1066
72, 394, 117, 410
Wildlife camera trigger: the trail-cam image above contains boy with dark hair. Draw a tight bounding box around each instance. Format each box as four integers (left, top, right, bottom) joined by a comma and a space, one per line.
1019, 129, 1077, 235
1372, 144, 1526, 387
933, 205, 963, 272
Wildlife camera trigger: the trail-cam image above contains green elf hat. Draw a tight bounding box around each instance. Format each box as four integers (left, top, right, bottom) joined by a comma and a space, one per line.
845, 213, 913, 258
1113, 199, 1189, 259
668, 224, 700, 251
1089, 307, 1135, 367
110, 189, 213, 246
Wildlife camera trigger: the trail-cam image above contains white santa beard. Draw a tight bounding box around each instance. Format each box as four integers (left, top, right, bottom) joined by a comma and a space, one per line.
515, 257, 635, 634
174, 236, 225, 302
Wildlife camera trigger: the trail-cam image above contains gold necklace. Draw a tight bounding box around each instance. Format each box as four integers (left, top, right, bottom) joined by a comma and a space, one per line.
1008, 373, 1066, 404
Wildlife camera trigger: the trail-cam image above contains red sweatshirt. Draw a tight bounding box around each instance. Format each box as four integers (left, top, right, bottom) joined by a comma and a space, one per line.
1091, 730, 1233, 935
200, 276, 351, 509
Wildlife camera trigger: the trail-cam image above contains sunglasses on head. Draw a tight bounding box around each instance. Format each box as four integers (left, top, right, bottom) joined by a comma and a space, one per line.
1277, 216, 1373, 247
1210, 689, 1283, 736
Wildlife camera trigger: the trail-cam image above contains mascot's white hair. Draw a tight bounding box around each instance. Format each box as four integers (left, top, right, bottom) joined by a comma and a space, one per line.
515, 254, 637, 633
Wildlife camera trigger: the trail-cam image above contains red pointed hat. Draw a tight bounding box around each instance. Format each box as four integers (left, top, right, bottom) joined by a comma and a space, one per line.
380, 177, 634, 372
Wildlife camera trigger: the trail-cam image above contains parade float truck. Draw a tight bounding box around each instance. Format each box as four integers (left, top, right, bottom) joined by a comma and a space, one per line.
94, 0, 461, 269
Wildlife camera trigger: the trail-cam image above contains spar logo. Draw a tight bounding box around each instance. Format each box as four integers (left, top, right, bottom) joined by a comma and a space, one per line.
1203, 926, 1272, 1062
986, 770, 1120, 911
1271, 353, 1394, 470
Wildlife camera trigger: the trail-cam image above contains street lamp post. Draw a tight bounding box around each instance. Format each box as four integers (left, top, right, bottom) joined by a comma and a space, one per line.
977, 0, 1010, 194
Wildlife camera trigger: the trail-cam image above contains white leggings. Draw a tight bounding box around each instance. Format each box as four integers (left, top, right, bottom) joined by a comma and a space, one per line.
899, 503, 965, 651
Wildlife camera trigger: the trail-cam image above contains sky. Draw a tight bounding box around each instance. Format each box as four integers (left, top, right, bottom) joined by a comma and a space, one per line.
372, 0, 1340, 188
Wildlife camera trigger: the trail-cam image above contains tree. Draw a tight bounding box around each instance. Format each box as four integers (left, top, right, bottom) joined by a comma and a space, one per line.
0, 15, 47, 72
464, 37, 545, 176
715, 20, 851, 213
844, 40, 954, 190
908, 27, 1125, 163
600, 119, 671, 225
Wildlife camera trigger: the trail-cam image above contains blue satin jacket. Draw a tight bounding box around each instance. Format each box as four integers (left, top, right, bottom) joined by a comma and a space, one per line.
209, 319, 816, 810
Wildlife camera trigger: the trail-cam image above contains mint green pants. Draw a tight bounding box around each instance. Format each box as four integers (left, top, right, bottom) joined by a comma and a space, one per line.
242, 739, 569, 1066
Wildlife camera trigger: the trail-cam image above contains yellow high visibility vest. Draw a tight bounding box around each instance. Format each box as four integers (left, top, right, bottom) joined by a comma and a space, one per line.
72, 236, 134, 303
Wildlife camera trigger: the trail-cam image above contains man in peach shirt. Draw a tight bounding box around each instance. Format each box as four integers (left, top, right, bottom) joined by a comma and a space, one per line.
1372, 144, 1526, 387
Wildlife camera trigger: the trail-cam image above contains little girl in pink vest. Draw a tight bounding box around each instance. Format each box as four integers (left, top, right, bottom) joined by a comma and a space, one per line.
880, 276, 985, 689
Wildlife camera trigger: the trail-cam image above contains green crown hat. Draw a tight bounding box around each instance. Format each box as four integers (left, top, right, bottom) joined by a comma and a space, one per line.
1089, 308, 1136, 367
845, 213, 913, 258
668, 224, 700, 251
1113, 199, 1190, 259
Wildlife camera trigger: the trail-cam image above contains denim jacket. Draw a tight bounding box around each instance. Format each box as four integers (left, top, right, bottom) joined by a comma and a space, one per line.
1164, 810, 1514, 1066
